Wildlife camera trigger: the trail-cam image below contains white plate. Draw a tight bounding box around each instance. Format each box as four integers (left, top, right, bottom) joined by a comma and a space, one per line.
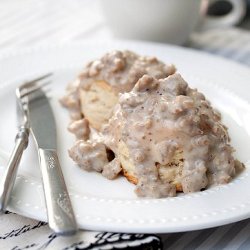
0, 41, 250, 233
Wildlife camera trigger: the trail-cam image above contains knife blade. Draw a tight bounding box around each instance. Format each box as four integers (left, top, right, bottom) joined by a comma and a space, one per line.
28, 89, 77, 235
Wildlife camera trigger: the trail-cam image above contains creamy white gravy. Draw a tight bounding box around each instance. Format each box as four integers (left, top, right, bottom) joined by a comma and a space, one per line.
60, 50, 175, 121
61, 51, 242, 198
102, 73, 238, 197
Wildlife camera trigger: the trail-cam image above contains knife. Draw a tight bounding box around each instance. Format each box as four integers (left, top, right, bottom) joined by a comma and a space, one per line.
28, 89, 77, 235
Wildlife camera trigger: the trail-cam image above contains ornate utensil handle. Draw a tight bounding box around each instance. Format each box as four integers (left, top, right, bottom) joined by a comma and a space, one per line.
38, 149, 77, 235
0, 128, 29, 212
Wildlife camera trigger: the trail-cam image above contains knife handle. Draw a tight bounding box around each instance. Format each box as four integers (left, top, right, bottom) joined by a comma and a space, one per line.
0, 128, 29, 212
38, 149, 77, 235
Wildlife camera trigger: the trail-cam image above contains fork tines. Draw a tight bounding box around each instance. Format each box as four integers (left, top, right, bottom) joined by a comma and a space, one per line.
18, 73, 52, 98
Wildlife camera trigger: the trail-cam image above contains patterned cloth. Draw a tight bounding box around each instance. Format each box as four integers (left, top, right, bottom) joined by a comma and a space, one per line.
189, 28, 250, 66
0, 212, 161, 249
0, 0, 250, 249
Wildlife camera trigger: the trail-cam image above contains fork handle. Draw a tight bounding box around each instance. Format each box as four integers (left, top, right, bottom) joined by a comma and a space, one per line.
38, 149, 77, 235
0, 128, 29, 212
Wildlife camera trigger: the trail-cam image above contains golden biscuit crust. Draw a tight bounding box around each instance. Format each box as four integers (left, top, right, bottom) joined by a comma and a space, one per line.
80, 80, 118, 130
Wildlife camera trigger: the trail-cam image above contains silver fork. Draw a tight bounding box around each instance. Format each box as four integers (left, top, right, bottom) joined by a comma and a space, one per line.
0, 74, 51, 212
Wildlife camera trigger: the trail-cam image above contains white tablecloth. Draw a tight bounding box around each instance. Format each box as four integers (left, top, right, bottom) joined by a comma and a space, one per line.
1, 1, 250, 249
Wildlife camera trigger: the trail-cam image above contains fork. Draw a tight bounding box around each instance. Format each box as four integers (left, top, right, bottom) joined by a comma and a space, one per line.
0, 74, 51, 212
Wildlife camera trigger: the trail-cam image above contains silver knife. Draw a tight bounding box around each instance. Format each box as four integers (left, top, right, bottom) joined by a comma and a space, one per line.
28, 89, 77, 235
